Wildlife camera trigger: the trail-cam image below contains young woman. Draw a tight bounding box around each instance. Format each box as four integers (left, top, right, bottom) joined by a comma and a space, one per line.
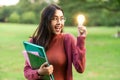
24, 4, 87, 80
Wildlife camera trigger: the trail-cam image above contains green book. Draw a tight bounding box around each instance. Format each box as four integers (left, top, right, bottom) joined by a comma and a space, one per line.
23, 41, 54, 80
27, 52, 50, 80
27, 51, 46, 69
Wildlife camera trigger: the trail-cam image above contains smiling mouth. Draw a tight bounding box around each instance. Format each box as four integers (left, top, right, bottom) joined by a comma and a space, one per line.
55, 26, 61, 32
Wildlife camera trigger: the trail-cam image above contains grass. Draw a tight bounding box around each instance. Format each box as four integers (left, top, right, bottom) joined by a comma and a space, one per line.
0, 23, 120, 80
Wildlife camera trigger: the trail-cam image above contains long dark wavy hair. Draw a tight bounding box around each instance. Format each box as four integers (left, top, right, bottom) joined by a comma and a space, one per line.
32, 4, 64, 51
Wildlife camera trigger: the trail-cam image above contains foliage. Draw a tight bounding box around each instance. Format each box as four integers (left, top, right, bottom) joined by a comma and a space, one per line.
58, 0, 120, 26
0, 6, 13, 22
21, 11, 36, 24
0, 0, 48, 24
0, 0, 120, 26
8, 12, 20, 23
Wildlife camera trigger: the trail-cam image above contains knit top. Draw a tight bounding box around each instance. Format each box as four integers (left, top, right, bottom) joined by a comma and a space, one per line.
46, 34, 67, 80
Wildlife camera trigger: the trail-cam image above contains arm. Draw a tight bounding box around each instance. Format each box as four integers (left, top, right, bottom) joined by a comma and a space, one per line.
72, 35, 86, 73
72, 25, 87, 73
24, 61, 42, 80
24, 61, 53, 80
64, 33, 86, 73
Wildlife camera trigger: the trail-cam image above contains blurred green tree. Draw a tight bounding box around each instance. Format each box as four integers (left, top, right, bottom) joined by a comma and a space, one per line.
8, 12, 20, 23
58, 0, 120, 26
0, 0, 120, 26
21, 11, 36, 24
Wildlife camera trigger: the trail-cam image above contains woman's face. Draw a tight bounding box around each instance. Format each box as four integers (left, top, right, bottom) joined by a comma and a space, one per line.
51, 10, 65, 34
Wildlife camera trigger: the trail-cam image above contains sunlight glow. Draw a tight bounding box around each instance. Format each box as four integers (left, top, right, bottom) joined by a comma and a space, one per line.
0, 0, 19, 6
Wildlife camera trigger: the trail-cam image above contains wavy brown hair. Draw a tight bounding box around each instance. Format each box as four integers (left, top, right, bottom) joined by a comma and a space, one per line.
32, 4, 64, 51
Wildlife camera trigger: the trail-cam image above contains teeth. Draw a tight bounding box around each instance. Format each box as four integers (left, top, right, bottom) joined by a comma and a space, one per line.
56, 28, 59, 30
55, 26, 61, 32
55, 28, 60, 32
55, 26, 60, 28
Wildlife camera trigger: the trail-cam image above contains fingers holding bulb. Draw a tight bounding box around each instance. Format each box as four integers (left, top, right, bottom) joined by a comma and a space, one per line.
78, 26, 87, 36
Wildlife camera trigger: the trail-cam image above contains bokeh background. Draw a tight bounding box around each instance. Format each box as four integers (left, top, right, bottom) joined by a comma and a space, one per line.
0, 0, 120, 80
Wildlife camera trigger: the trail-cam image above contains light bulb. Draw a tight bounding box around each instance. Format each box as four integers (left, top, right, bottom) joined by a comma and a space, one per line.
77, 14, 85, 26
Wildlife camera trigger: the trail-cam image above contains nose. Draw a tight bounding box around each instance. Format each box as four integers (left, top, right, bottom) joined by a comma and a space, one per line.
56, 19, 62, 25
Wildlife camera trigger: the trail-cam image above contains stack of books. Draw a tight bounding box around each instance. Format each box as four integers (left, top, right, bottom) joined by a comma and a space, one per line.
23, 41, 54, 80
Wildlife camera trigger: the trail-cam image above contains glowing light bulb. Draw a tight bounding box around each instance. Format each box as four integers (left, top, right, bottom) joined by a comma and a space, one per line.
77, 14, 85, 26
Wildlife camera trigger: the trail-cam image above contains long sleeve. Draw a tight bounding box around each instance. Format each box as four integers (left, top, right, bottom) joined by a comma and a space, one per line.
24, 61, 43, 80
72, 36, 86, 73
64, 34, 86, 74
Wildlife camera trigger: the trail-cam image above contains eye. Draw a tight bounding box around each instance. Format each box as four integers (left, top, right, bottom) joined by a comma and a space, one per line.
51, 17, 58, 20
61, 17, 65, 20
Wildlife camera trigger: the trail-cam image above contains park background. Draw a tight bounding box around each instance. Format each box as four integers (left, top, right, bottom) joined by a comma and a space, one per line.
0, 0, 120, 80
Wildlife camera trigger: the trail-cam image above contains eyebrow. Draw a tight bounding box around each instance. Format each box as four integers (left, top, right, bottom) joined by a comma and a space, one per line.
53, 15, 64, 17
